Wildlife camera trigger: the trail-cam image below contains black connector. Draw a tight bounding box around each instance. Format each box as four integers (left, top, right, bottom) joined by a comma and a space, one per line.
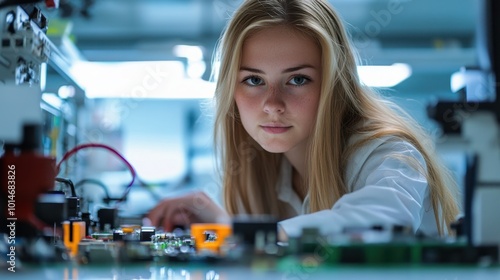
97, 208, 118, 231
66, 196, 80, 220
140, 227, 155, 242
232, 215, 278, 245
35, 190, 66, 226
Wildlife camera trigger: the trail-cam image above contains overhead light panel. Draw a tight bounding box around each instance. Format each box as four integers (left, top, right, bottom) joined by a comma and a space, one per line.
173, 45, 206, 79
357, 63, 412, 87
71, 61, 215, 99
42, 93, 63, 109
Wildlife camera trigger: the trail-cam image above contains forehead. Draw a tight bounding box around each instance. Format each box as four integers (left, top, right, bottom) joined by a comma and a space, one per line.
241, 25, 321, 66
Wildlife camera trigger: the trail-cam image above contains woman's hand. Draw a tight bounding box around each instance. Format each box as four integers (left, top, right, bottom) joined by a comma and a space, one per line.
146, 191, 230, 231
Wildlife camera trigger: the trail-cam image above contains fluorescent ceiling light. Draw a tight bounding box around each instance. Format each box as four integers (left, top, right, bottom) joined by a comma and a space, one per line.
71, 61, 215, 99
173, 45, 206, 79
450, 68, 493, 102
42, 93, 63, 109
357, 63, 412, 87
173, 45, 203, 61
40, 63, 47, 91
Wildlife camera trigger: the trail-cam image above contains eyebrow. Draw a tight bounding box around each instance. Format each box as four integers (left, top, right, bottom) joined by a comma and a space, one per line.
239, 64, 316, 73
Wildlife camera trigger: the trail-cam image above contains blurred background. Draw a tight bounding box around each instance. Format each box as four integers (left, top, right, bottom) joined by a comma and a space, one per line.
19, 0, 480, 216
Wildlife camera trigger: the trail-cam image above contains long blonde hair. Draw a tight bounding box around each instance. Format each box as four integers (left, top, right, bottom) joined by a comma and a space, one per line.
213, 0, 459, 235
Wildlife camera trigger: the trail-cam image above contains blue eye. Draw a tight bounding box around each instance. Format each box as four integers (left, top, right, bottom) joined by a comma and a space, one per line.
289, 76, 310, 86
243, 76, 264, 86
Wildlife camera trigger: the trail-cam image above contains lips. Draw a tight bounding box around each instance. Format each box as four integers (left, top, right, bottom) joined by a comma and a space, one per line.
261, 124, 292, 134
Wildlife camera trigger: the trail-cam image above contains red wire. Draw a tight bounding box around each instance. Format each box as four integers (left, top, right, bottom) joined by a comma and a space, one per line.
56, 143, 137, 204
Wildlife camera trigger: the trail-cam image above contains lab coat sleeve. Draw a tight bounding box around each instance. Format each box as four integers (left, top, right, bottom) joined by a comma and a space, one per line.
279, 140, 429, 237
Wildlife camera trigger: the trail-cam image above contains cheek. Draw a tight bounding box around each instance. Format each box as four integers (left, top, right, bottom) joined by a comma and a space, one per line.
234, 95, 244, 117
235, 98, 250, 131
235, 94, 257, 120
292, 95, 320, 122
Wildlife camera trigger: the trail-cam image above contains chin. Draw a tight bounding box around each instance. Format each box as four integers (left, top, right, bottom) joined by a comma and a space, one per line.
259, 142, 291, 154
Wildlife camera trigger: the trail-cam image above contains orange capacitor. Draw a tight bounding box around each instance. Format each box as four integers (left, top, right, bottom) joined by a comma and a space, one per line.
190, 223, 232, 253
121, 224, 141, 234
63, 220, 86, 257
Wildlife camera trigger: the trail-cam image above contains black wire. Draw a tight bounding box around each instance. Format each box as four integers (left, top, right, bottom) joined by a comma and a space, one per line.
55, 177, 76, 197
75, 178, 112, 204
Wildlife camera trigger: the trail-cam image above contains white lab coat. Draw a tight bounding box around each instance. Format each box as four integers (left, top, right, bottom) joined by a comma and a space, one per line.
278, 135, 441, 237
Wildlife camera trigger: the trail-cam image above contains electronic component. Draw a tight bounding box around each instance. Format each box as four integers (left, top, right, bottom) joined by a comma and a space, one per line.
63, 220, 86, 257
97, 207, 118, 232
78, 226, 191, 264
150, 231, 195, 258
232, 216, 277, 246
35, 190, 66, 226
140, 226, 155, 242
190, 223, 231, 254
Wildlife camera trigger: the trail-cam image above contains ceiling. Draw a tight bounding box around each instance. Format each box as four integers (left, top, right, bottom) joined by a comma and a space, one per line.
64, 0, 477, 43
44, 0, 480, 94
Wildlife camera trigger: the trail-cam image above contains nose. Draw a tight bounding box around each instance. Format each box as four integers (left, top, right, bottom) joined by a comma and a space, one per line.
263, 86, 285, 114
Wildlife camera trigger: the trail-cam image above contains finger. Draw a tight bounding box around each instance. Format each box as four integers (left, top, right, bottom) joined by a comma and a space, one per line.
142, 217, 152, 226
159, 203, 186, 231
146, 201, 168, 227
149, 196, 187, 226
170, 211, 191, 230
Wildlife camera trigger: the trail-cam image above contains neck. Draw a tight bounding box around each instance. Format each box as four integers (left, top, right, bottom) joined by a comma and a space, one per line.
286, 145, 308, 201
292, 168, 307, 201
285, 143, 307, 179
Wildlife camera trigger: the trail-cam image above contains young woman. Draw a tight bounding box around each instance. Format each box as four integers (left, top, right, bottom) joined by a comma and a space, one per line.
147, 0, 460, 237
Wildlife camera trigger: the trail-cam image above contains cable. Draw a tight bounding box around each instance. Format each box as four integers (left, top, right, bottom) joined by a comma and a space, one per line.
75, 178, 112, 204
56, 143, 136, 206
55, 177, 76, 197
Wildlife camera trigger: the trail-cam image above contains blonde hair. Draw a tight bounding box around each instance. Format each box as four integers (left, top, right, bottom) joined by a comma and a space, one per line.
212, 0, 459, 235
